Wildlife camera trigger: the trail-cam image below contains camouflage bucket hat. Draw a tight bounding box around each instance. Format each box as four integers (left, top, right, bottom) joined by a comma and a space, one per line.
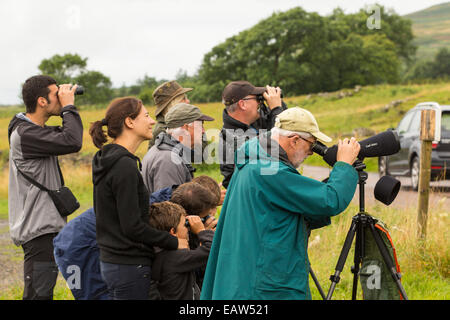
153, 80, 193, 117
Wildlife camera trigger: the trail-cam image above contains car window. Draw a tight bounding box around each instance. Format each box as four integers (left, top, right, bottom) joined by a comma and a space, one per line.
408, 111, 421, 133
397, 111, 415, 134
442, 111, 450, 137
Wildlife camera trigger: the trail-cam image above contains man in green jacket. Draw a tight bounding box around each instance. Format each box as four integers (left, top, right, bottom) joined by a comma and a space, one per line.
200, 107, 361, 300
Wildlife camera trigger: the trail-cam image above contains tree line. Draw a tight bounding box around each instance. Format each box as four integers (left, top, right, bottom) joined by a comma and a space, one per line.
37, 5, 449, 106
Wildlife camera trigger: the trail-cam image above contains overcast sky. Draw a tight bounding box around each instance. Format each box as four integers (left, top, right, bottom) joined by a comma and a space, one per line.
0, 0, 445, 105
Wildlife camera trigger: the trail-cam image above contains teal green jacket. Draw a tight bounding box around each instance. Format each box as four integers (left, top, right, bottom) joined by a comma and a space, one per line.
200, 134, 358, 300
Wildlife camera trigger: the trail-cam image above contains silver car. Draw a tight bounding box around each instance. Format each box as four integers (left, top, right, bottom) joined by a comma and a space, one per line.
378, 102, 450, 190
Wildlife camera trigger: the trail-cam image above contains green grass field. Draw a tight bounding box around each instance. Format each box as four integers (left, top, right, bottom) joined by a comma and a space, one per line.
0, 81, 449, 299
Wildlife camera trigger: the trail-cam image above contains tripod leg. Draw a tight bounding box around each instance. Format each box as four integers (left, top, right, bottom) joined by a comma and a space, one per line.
309, 267, 326, 300
368, 223, 409, 300
351, 217, 368, 300
351, 221, 363, 300
326, 219, 358, 300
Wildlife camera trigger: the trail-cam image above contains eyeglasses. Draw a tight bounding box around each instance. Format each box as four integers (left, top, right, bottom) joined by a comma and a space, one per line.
289, 135, 317, 151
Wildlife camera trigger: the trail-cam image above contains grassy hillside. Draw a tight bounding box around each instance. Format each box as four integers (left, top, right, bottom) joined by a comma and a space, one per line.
404, 2, 450, 59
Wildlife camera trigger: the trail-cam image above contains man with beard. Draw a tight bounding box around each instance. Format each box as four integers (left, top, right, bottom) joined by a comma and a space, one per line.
201, 107, 361, 300
142, 103, 214, 194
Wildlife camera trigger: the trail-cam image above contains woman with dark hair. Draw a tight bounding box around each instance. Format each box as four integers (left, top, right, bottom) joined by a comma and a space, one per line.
89, 97, 185, 300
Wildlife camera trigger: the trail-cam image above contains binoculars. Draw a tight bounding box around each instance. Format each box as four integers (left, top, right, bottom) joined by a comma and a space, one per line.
256, 89, 283, 103
57, 85, 84, 95
74, 85, 84, 95
185, 215, 211, 227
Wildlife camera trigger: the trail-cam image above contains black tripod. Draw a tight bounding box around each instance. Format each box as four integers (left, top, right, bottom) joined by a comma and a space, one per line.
325, 161, 408, 300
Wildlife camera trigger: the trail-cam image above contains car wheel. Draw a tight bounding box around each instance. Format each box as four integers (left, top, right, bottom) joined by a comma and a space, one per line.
411, 157, 420, 191
378, 156, 389, 177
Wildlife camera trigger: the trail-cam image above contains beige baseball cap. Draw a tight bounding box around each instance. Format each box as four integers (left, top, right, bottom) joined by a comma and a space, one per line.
274, 107, 332, 143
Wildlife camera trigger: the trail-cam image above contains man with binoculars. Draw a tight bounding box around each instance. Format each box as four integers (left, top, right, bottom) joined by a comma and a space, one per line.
219, 80, 288, 188
8, 75, 83, 300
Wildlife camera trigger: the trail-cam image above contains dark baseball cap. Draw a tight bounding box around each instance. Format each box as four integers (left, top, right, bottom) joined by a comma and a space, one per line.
222, 81, 266, 106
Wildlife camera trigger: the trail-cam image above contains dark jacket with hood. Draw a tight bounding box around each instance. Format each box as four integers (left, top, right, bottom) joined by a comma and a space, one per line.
219, 102, 287, 188
151, 230, 214, 300
92, 143, 178, 266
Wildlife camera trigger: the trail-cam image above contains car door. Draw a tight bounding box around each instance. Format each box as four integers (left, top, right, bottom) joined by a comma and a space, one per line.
389, 110, 415, 173
400, 110, 421, 174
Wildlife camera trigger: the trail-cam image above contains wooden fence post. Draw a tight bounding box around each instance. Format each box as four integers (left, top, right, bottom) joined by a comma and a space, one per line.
417, 109, 435, 240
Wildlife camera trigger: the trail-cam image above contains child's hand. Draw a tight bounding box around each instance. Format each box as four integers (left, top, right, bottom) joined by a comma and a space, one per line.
186, 215, 205, 235
204, 216, 218, 230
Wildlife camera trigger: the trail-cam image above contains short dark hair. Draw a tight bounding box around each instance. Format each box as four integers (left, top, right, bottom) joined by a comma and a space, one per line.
192, 175, 221, 206
22, 75, 57, 113
149, 201, 186, 233
170, 182, 217, 215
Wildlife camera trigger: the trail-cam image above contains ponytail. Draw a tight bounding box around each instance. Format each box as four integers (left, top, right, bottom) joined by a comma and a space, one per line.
89, 97, 142, 149
89, 120, 108, 149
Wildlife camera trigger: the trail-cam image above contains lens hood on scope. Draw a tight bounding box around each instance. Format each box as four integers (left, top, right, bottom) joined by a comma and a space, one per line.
374, 175, 401, 206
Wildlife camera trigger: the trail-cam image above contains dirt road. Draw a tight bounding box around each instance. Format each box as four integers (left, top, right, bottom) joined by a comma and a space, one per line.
302, 165, 450, 210
0, 219, 22, 296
